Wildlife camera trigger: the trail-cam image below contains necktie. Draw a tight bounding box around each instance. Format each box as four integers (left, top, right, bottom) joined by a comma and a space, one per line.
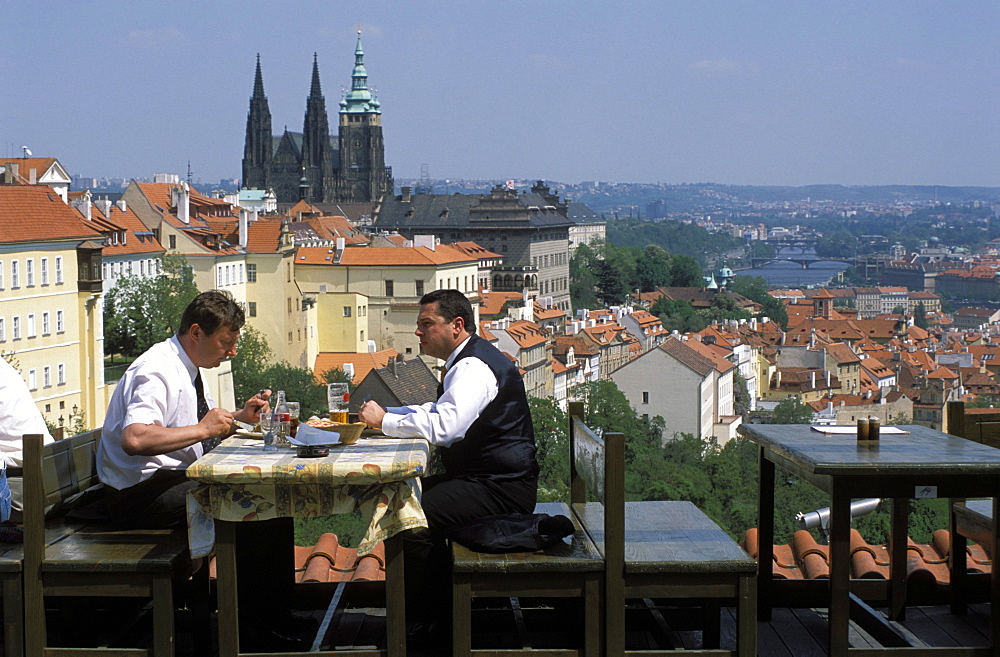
195, 373, 221, 452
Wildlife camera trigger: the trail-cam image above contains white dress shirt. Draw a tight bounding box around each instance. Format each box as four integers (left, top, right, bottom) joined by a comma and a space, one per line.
0, 357, 53, 468
380, 336, 499, 447
97, 335, 213, 490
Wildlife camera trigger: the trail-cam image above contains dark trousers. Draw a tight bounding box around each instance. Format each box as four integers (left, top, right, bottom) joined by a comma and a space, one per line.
403, 474, 537, 626
104, 469, 199, 529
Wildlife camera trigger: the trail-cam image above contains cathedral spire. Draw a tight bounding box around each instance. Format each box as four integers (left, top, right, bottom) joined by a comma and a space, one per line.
253, 53, 266, 99
242, 53, 273, 190
309, 52, 323, 99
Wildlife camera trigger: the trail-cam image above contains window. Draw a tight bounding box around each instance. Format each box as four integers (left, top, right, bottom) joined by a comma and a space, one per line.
40, 257, 48, 285
217, 267, 223, 287
0, 318, 5, 341
385, 280, 394, 297
56, 310, 64, 333
287, 298, 292, 314
248, 302, 257, 317
55, 256, 63, 284
247, 263, 257, 282
287, 332, 292, 344
42, 312, 50, 335
287, 263, 291, 283
27, 314, 35, 337
360, 330, 365, 342
416, 280, 424, 297
343, 306, 352, 317
642, 391, 649, 404
0, 261, 4, 288
43, 366, 51, 388
239, 263, 244, 283
11, 260, 19, 288
26, 259, 34, 286
57, 363, 65, 385
28, 369, 36, 390
12, 316, 20, 340
169, 235, 177, 249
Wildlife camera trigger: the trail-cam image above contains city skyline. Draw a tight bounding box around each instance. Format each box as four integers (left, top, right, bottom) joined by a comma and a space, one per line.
4, 0, 998, 188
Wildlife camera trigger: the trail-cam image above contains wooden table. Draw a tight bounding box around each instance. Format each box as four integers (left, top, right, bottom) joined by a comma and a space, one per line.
186, 436, 429, 657
739, 424, 1000, 657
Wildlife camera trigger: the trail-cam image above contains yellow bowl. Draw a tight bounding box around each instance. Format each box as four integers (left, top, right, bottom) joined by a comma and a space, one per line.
309, 421, 366, 445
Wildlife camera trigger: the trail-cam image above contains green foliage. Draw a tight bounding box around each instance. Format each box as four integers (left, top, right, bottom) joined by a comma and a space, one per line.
607, 218, 741, 266
727, 275, 789, 328
230, 325, 274, 405
747, 240, 776, 260
295, 512, 367, 548
669, 254, 704, 287
103, 255, 199, 358
914, 302, 929, 329
569, 243, 600, 311
651, 297, 707, 333
529, 397, 570, 502
230, 325, 328, 417
772, 397, 815, 424
635, 245, 673, 292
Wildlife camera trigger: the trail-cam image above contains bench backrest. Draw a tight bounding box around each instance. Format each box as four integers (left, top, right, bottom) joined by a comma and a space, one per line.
567, 401, 624, 561
22, 430, 102, 569
947, 400, 1000, 449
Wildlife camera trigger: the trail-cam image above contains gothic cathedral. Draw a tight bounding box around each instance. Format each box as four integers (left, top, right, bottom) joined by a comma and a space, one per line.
241, 33, 393, 204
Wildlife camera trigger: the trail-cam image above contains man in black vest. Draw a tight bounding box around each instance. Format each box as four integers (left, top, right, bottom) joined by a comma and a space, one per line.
360, 289, 539, 642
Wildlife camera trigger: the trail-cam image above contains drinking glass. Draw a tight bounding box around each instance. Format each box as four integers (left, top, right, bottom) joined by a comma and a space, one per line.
286, 402, 300, 439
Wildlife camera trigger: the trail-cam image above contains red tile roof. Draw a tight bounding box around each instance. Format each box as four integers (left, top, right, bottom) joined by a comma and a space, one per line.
313, 349, 399, 385
208, 535, 385, 584
0, 186, 103, 242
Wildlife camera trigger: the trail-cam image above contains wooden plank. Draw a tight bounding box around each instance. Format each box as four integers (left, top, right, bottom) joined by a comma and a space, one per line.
900, 607, 962, 648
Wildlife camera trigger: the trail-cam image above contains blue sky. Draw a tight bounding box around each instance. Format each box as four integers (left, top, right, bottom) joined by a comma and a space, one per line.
3, 0, 998, 187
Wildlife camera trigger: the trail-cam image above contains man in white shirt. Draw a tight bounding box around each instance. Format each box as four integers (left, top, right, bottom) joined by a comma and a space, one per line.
97, 290, 269, 528
0, 357, 53, 523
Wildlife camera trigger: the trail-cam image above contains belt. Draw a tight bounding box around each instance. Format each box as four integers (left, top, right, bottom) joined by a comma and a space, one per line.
4, 468, 22, 477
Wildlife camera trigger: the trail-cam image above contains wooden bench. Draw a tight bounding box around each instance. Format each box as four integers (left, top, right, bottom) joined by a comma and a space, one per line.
451, 401, 607, 656
452, 402, 757, 656
945, 401, 1000, 615
22, 431, 201, 657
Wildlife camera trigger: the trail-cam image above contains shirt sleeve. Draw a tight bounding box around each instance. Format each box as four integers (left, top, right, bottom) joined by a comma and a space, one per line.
123, 369, 171, 428
380, 357, 498, 447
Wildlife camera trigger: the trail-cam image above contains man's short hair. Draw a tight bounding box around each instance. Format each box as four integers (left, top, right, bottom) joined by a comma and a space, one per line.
179, 290, 245, 336
420, 289, 477, 334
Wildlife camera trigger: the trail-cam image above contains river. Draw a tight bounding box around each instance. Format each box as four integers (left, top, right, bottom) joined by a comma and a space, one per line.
735, 248, 850, 288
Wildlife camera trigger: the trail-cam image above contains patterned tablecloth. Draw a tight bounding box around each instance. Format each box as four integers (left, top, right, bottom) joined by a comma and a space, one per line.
184, 436, 429, 559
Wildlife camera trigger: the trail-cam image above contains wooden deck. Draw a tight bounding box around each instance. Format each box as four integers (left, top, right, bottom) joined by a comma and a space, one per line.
35, 594, 993, 655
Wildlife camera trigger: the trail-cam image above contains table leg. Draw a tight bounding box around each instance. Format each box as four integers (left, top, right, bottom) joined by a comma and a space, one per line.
757, 447, 775, 621
384, 534, 406, 657
829, 481, 851, 657
216, 520, 240, 657
889, 497, 909, 621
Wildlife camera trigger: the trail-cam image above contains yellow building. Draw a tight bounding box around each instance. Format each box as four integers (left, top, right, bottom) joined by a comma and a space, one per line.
0, 185, 107, 429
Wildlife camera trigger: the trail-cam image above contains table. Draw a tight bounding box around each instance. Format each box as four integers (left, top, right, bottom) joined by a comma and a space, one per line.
739, 424, 1000, 657
186, 436, 429, 657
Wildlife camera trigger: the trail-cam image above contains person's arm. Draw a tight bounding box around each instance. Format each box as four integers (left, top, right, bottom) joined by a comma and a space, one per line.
121, 408, 234, 456
232, 389, 271, 426
379, 358, 498, 446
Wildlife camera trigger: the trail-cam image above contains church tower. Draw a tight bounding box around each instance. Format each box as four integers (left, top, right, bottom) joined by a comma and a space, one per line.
337, 31, 393, 202
242, 54, 272, 190
301, 54, 334, 202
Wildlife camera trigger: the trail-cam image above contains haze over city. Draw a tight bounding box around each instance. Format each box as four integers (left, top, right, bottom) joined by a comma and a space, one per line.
4, 0, 998, 188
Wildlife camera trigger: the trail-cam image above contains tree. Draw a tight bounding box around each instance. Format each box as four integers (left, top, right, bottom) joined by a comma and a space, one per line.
104, 255, 199, 359
914, 302, 929, 329
529, 397, 570, 502
651, 297, 706, 333
230, 325, 274, 405
772, 397, 814, 424
595, 259, 630, 306
569, 242, 600, 311
669, 254, 703, 287
635, 245, 673, 292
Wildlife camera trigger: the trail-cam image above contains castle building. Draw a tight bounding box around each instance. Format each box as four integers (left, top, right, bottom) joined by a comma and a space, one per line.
242, 32, 393, 205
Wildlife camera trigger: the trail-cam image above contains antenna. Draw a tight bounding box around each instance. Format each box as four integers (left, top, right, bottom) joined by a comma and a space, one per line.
186, 161, 193, 185
21, 146, 32, 158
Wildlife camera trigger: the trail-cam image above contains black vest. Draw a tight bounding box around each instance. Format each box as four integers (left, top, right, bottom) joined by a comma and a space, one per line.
438, 335, 539, 481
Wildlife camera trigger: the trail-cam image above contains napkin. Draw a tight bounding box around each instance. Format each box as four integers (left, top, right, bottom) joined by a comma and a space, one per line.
287, 423, 345, 446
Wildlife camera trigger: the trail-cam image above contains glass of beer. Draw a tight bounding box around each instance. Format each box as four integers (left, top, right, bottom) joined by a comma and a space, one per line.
286, 402, 300, 438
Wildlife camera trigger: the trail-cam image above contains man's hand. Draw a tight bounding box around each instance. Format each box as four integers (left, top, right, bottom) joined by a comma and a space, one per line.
201, 407, 235, 439
359, 400, 386, 430
233, 389, 271, 425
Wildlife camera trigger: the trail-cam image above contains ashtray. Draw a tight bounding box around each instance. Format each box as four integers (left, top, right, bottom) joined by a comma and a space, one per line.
296, 445, 330, 458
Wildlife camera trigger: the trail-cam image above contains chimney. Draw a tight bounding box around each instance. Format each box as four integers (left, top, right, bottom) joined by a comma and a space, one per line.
343, 363, 355, 380
811, 371, 816, 388
239, 207, 249, 249
94, 197, 112, 218
401, 186, 412, 202
826, 370, 831, 386
116, 199, 127, 212
29, 168, 37, 185
336, 237, 346, 253
4, 162, 18, 182
172, 182, 191, 224
72, 195, 92, 221
390, 358, 397, 378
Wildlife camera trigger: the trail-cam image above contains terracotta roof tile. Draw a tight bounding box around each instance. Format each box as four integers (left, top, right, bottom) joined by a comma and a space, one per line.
0, 186, 103, 242
314, 349, 399, 385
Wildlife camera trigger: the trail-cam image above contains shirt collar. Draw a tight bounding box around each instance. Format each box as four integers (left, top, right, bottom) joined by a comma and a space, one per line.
170, 334, 200, 381
444, 336, 473, 371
